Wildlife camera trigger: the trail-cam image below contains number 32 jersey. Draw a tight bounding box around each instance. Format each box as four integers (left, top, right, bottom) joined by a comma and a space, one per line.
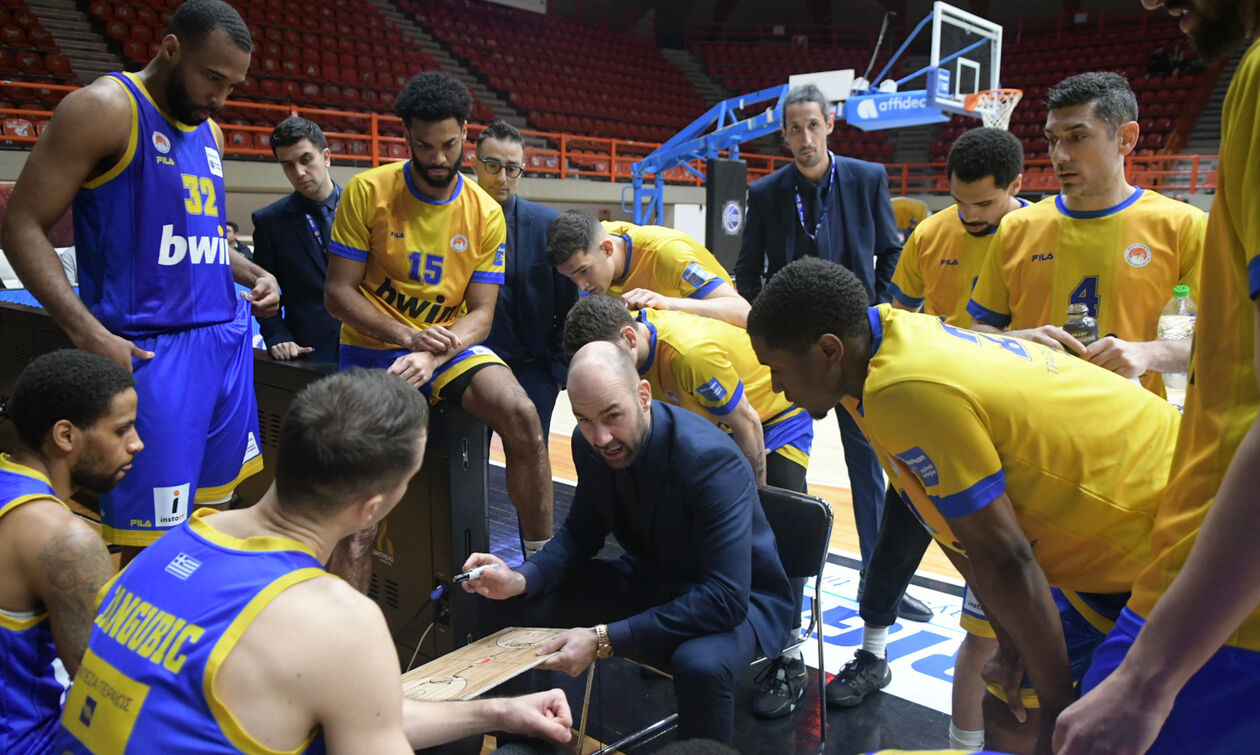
330, 163, 506, 351
72, 73, 235, 338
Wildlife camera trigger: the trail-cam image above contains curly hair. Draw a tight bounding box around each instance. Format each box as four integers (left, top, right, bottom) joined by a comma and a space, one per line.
8, 350, 135, 448
166, 0, 252, 53
947, 127, 1024, 186
747, 258, 871, 353
394, 71, 472, 125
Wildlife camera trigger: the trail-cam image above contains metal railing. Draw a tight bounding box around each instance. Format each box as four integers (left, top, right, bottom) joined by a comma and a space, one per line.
0, 80, 1218, 196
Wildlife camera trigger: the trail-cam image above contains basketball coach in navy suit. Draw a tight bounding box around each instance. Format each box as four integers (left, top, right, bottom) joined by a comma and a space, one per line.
734, 85, 933, 624
472, 120, 577, 435
461, 342, 795, 744
251, 117, 342, 363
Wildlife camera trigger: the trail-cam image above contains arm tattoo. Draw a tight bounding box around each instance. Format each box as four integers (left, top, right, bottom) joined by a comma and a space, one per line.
35, 527, 115, 672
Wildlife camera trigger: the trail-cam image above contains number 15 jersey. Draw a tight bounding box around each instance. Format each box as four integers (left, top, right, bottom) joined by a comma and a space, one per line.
330, 164, 506, 351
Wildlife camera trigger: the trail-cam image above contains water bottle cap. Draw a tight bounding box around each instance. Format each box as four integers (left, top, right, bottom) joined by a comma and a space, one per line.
1173, 284, 1190, 297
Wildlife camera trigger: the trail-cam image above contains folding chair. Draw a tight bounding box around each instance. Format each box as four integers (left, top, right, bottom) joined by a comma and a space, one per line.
592, 485, 834, 753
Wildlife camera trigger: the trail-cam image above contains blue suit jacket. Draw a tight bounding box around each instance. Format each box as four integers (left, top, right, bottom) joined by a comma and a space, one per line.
521, 402, 795, 662
735, 155, 902, 304
250, 191, 342, 362
483, 195, 576, 385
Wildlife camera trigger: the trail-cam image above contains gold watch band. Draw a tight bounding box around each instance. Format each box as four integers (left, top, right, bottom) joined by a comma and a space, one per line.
595, 624, 614, 658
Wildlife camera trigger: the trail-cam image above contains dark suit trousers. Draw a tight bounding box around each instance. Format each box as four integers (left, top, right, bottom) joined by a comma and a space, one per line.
859, 484, 934, 627
490, 558, 761, 743
505, 357, 561, 438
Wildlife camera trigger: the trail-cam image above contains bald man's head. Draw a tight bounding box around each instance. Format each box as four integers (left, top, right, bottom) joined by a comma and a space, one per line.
568, 342, 652, 469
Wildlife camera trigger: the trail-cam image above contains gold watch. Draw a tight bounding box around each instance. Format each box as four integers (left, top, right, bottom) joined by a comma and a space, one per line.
594, 624, 614, 659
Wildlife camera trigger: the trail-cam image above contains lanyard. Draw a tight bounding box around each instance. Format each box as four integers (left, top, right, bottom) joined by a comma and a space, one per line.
303, 211, 324, 252
794, 153, 836, 242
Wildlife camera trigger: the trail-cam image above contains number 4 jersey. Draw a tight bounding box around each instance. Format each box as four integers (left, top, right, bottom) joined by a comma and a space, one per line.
72, 72, 236, 338
966, 189, 1205, 394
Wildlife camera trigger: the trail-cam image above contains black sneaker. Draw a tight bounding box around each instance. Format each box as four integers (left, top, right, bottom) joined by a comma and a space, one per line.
825, 649, 891, 707
751, 654, 808, 719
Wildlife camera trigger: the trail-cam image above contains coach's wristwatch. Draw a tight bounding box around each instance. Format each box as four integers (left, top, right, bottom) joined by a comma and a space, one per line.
594, 624, 614, 659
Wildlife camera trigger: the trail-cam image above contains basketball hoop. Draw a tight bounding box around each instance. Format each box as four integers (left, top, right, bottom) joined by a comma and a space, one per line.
964, 88, 1023, 130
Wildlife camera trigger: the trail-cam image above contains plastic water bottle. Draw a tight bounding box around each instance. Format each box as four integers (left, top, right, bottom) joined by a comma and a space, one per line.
1158, 285, 1196, 410
1064, 303, 1099, 354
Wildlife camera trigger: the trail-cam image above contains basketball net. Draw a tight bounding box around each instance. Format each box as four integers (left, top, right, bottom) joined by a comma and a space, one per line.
964, 88, 1023, 130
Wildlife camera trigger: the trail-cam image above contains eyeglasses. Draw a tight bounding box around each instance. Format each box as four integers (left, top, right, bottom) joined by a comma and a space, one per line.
476, 156, 525, 178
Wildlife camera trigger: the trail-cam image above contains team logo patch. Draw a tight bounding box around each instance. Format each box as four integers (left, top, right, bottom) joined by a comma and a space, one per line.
681, 261, 713, 289
205, 146, 223, 177
664, 389, 682, 404
152, 131, 171, 154
164, 553, 202, 580
450, 233, 470, 253
696, 377, 727, 402
243, 431, 260, 462
153, 483, 191, 527
494, 242, 505, 267
893, 446, 940, 488
1124, 243, 1152, 268
721, 200, 743, 235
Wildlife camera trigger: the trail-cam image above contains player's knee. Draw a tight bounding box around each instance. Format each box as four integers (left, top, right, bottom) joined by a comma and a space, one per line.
493, 391, 544, 445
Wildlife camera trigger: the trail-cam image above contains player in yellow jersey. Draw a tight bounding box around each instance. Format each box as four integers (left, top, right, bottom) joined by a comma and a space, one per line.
545, 211, 749, 327
324, 72, 553, 581
852, 127, 1027, 751
1054, 3, 1260, 753
891, 128, 1029, 326
560, 293, 814, 719
748, 258, 1182, 754
968, 72, 1205, 395
0, 351, 136, 754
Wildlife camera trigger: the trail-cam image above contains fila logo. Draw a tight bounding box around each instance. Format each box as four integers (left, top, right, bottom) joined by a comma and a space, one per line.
1031, 252, 1055, 262
939, 258, 959, 266
158, 224, 230, 266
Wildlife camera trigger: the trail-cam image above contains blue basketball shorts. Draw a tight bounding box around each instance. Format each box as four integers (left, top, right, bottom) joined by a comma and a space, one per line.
339, 343, 507, 403
1082, 607, 1260, 754
100, 298, 262, 545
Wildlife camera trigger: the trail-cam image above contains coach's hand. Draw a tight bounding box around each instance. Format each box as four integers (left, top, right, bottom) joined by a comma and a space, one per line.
76, 329, 154, 373
408, 325, 461, 354
1007, 325, 1087, 355
1083, 336, 1148, 379
269, 341, 314, 360
620, 287, 669, 311
495, 690, 573, 744
243, 273, 281, 318
459, 553, 525, 599
982, 642, 1027, 724
388, 351, 437, 388
1053, 666, 1171, 755
537, 627, 599, 677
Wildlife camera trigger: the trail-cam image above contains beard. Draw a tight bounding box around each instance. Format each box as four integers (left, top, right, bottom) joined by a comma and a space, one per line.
1178, 0, 1250, 62
964, 223, 996, 237
165, 64, 216, 125
72, 467, 125, 495
412, 148, 463, 189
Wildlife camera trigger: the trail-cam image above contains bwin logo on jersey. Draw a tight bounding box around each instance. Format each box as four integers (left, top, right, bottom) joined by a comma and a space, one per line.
158, 224, 229, 266
696, 377, 727, 402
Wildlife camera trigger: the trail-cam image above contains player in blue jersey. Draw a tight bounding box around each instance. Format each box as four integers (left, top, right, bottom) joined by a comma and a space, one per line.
54, 369, 572, 754
0, 0, 280, 561
1, 350, 140, 754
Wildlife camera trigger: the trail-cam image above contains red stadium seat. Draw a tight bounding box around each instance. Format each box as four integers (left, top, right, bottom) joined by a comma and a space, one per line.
45, 54, 73, 78
114, 5, 135, 23
2, 24, 29, 46
89, 1, 112, 21
3, 117, 36, 138
131, 23, 155, 44
17, 51, 46, 75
